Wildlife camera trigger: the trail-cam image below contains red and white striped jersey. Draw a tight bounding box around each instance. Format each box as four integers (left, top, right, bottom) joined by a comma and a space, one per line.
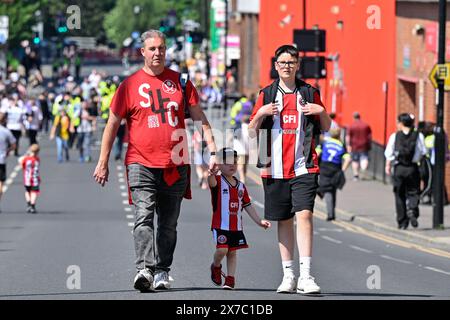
22, 155, 40, 187
210, 175, 251, 231
250, 86, 323, 179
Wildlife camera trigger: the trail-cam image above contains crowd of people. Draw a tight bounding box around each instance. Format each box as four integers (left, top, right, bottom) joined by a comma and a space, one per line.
0, 51, 123, 213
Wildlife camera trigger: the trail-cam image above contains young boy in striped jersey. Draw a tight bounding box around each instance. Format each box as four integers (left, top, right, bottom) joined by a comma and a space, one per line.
19, 144, 41, 214
208, 148, 271, 289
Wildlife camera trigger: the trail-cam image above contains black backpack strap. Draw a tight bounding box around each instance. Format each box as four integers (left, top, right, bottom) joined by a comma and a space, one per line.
257, 80, 279, 168
179, 73, 190, 119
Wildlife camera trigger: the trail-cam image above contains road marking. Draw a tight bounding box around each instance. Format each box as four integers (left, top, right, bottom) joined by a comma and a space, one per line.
120, 185, 126, 190
118, 178, 125, 183
126, 215, 134, 219
117, 165, 123, 171
424, 266, 450, 276
128, 222, 134, 227
1, 164, 21, 194
321, 235, 342, 244
318, 228, 343, 232
121, 192, 128, 197
118, 172, 124, 178
380, 255, 413, 265
252, 200, 264, 209
122, 200, 129, 205
349, 245, 373, 253
124, 207, 132, 212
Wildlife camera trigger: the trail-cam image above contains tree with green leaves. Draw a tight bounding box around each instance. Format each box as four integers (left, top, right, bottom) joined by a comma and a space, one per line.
103, 0, 203, 48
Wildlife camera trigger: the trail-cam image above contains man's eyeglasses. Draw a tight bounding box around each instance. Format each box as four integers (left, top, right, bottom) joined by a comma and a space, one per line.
276, 60, 298, 68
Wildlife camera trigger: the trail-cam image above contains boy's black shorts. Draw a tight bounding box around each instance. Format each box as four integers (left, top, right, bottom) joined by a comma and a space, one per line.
262, 173, 318, 221
25, 186, 40, 193
213, 229, 248, 251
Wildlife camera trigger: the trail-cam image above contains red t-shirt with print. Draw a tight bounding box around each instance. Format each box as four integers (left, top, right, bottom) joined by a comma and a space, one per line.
110, 68, 199, 168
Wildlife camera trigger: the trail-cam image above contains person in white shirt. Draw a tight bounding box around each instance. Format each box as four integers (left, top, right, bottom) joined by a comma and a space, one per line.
385, 113, 427, 230
24, 98, 43, 145
5, 94, 25, 156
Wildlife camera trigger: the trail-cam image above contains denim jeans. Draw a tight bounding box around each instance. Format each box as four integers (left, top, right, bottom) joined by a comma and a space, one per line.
127, 163, 188, 273
77, 132, 92, 161
56, 137, 69, 162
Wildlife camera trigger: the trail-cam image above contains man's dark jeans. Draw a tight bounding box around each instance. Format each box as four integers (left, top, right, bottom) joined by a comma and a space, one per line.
127, 163, 188, 273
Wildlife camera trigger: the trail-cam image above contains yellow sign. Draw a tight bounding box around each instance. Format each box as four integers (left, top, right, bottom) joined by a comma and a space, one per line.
429, 63, 450, 91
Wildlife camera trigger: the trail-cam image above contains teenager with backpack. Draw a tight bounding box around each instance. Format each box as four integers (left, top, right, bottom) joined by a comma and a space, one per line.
385, 113, 427, 229
248, 45, 331, 294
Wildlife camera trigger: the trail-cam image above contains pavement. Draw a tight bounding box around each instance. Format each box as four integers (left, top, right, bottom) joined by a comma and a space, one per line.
246, 165, 450, 254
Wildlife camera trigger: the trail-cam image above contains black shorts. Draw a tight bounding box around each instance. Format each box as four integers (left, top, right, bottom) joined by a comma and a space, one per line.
0, 164, 6, 182
25, 186, 40, 193
262, 174, 319, 221
213, 229, 248, 251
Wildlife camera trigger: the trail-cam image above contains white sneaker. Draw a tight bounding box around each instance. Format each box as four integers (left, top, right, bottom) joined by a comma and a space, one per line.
276, 274, 296, 293
153, 271, 171, 290
133, 268, 154, 292
297, 276, 321, 294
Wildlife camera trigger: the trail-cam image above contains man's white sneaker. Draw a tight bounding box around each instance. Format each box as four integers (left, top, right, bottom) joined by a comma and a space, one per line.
154, 271, 171, 290
133, 268, 154, 292
276, 275, 296, 293
297, 276, 321, 294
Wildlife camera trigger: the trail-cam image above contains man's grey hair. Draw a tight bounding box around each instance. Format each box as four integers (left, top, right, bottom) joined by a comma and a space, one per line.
141, 30, 166, 46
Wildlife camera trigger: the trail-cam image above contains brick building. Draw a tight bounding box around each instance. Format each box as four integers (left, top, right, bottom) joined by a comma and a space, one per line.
396, 0, 450, 197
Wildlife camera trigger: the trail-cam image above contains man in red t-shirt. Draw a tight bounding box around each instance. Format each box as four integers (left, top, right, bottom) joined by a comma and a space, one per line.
93, 30, 218, 293
346, 112, 372, 180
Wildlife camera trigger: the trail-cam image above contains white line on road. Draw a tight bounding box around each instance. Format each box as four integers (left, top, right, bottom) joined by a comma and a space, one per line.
349, 245, 373, 254
121, 192, 128, 197
318, 228, 343, 232
124, 207, 132, 212
118, 178, 125, 183
126, 215, 134, 219
118, 172, 124, 178
128, 222, 134, 227
117, 166, 123, 171
120, 185, 126, 190
424, 266, 450, 276
321, 235, 342, 244
380, 255, 413, 264
1, 164, 21, 194
122, 200, 129, 205
252, 200, 264, 209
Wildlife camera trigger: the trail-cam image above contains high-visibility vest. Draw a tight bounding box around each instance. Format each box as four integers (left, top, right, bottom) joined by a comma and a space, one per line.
67, 97, 81, 127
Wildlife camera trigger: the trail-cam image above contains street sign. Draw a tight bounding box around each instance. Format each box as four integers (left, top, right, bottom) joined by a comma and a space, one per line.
0, 15, 9, 45
429, 63, 450, 91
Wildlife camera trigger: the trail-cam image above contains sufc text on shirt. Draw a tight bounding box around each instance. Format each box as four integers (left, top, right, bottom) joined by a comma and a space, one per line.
22, 156, 40, 187
250, 86, 324, 179
110, 68, 199, 168
210, 175, 251, 231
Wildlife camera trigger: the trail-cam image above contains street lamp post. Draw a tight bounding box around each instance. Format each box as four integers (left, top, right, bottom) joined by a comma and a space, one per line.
433, 0, 447, 229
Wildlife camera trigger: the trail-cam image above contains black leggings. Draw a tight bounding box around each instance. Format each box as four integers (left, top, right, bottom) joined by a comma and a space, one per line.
11, 130, 21, 156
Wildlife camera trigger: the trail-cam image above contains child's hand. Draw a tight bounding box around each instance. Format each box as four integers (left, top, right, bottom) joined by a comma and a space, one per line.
260, 219, 271, 229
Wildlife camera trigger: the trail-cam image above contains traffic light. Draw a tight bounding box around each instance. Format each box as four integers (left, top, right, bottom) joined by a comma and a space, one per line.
33, 33, 41, 45
293, 29, 326, 52
58, 26, 68, 33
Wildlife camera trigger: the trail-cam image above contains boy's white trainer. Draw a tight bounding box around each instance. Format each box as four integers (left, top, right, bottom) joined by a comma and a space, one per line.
297, 276, 321, 294
276, 274, 296, 293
